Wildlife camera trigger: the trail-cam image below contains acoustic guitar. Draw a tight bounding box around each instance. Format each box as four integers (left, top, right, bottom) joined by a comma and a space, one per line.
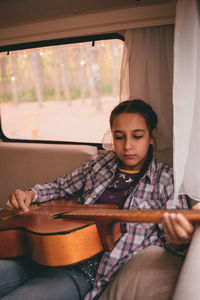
0, 199, 200, 267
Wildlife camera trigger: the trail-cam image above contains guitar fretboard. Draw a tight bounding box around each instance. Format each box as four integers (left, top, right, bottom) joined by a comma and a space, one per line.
60, 208, 200, 224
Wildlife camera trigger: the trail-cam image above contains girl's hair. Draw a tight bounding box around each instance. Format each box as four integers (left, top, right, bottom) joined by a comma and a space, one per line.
110, 99, 158, 137
110, 99, 158, 188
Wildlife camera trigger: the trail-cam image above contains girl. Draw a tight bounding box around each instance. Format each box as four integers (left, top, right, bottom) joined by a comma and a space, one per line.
2, 100, 196, 300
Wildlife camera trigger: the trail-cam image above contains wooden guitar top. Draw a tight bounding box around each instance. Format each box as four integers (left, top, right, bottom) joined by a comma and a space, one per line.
1, 199, 200, 266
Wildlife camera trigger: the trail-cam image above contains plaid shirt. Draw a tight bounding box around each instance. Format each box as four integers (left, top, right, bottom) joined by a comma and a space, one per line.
32, 150, 188, 300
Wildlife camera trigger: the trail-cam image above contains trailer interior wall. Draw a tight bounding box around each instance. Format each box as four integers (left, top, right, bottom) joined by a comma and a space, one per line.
0, 0, 175, 47
0, 0, 176, 205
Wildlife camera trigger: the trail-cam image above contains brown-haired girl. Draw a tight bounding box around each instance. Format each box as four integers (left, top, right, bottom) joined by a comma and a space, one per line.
2, 100, 197, 300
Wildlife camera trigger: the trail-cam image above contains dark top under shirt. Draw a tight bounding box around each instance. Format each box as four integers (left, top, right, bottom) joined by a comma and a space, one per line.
96, 168, 139, 208
74, 168, 139, 286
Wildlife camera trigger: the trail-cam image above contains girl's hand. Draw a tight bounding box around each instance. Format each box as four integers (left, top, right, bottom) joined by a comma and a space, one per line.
162, 203, 200, 249
192, 202, 200, 210
162, 212, 194, 249
6, 189, 35, 213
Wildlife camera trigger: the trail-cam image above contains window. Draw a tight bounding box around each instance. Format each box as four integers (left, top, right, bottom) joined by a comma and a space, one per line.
0, 35, 123, 144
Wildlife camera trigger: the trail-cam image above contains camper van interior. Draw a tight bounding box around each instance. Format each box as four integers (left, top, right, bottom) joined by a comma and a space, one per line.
0, 0, 200, 299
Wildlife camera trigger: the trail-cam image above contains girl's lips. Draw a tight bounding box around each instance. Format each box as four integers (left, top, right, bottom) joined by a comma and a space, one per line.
123, 154, 136, 159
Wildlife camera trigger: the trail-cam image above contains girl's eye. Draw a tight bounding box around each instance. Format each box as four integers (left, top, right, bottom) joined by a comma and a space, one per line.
114, 136, 124, 140
133, 135, 143, 139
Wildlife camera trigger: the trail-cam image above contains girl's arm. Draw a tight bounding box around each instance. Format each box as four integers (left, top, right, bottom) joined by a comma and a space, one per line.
6, 189, 35, 213
157, 169, 195, 252
162, 211, 194, 251
6, 158, 94, 213
162, 201, 200, 251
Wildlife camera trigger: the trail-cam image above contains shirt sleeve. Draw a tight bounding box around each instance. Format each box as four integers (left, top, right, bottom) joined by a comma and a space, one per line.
30, 159, 94, 203
157, 168, 189, 255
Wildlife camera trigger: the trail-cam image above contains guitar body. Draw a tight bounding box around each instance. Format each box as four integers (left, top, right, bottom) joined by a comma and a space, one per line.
0, 200, 121, 266
1, 199, 199, 267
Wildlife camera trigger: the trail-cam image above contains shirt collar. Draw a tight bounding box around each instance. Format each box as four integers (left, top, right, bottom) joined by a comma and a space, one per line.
105, 151, 157, 183
104, 151, 119, 173
141, 157, 157, 183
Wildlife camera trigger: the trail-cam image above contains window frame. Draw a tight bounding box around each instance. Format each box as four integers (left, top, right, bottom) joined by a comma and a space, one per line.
0, 32, 124, 148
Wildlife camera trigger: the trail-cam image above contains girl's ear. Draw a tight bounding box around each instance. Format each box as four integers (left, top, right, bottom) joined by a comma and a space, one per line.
150, 128, 157, 144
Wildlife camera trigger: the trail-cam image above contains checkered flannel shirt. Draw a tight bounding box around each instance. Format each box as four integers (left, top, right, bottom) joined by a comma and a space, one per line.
31, 150, 188, 300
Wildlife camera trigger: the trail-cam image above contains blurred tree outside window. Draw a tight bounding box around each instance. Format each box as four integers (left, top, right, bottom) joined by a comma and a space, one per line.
0, 39, 123, 143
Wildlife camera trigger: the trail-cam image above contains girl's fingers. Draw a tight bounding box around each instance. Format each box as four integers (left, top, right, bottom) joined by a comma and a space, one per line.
162, 212, 179, 242
6, 192, 20, 210
162, 219, 173, 243
163, 212, 194, 244
18, 197, 29, 213
24, 191, 34, 210
192, 202, 200, 210
6, 189, 30, 213
175, 213, 194, 237
16, 190, 30, 213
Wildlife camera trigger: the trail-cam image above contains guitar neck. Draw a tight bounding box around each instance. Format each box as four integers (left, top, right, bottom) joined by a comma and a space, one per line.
61, 208, 200, 224
59, 208, 200, 252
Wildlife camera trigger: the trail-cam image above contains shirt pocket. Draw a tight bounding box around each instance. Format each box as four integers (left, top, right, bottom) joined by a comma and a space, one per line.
137, 198, 162, 209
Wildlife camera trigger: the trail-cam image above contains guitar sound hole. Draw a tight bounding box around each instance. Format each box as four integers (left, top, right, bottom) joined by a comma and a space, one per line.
50, 212, 70, 219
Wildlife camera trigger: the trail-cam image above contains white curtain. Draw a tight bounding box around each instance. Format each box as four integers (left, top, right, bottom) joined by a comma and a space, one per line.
103, 26, 174, 163
105, 25, 174, 165
173, 0, 200, 201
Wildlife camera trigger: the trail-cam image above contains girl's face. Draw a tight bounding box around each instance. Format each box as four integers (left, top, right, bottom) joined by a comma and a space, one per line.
111, 112, 155, 171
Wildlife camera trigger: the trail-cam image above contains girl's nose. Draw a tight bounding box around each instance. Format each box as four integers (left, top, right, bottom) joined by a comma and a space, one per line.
124, 137, 133, 150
